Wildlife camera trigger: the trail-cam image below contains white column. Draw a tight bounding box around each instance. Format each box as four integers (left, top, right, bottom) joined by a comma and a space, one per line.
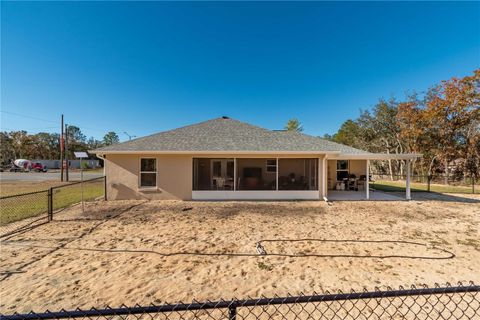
276, 157, 279, 191
233, 158, 237, 191
366, 159, 370, 200
318, 157, 323, 198
322, 157, 328, 199
406, 159, 411, 200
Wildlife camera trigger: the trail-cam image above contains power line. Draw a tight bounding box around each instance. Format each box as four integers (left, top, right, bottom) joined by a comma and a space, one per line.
0, 126, 58, 132
1, 110, 108, 134
0, 110, 58, 124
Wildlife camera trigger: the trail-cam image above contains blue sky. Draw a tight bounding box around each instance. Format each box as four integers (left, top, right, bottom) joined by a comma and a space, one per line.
1, 1, 479, 141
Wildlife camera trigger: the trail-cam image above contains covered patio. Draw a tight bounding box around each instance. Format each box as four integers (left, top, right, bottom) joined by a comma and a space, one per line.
324, 154, 419, 201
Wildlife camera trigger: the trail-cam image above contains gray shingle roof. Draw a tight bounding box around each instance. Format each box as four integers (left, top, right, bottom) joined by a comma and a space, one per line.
93, 117, 370, 154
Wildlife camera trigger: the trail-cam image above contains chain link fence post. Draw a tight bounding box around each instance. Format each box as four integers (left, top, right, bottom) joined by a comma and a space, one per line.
104, 176, 107, 201
47, 188, 53, 222
228, 303, 237, 320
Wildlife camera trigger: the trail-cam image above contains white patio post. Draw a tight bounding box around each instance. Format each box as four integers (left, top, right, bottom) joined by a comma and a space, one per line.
318, 157, 323, 199
366, 159, 370, 200
233, 158, 237, 191
406, 159, 411, 200
322, 156, 328, 200
276, 157, 279, 191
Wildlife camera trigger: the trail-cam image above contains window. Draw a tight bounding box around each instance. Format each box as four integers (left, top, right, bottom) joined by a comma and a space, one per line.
336, 160, 349, 181
140, 158, 156, 187
266, 159, 277, 173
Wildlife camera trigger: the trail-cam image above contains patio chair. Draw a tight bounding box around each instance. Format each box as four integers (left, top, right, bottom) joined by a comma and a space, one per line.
216, 177, 225, 190
358, 175, 366, 191
347, 174, 357, 191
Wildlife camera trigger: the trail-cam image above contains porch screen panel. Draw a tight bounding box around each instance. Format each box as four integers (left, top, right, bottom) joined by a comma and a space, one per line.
192, 158, 234, 190
278, 159, 318, 190
236, 159, 277, 190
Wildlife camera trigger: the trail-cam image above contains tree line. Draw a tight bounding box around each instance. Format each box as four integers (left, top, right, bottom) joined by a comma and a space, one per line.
0, 127, 120, 163
323, 69, 479, 182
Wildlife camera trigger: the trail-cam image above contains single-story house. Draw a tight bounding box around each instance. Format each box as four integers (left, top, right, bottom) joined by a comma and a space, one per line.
91, 117, 420, 201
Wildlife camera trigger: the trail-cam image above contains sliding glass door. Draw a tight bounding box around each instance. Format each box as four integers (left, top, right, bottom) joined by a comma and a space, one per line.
193, 158, 234, 190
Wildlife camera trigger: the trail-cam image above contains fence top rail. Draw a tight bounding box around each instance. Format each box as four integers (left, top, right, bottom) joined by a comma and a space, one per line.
51, 176, 105, 190
0, 189, 48, 200
0, 177, 105, 200
1, 282, 478, 320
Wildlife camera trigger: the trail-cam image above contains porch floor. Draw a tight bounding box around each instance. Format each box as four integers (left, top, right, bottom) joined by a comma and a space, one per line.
327, 190, 404, 201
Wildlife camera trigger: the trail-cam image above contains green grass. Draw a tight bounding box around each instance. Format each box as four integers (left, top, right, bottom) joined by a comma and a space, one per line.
0, 181, 104, 226
372, 180, 479, 194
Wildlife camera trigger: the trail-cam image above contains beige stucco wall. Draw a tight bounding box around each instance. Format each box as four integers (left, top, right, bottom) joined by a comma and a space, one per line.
327, 159, 367, 189
104, 153, 331, 200
105, 154, 193, 200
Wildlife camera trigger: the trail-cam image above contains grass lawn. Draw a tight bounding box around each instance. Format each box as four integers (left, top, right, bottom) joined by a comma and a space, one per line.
372, 179, 479, 194
0, 180, 104, 226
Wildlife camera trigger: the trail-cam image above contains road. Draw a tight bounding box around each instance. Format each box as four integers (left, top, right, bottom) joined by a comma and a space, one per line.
0, 171, 104, 182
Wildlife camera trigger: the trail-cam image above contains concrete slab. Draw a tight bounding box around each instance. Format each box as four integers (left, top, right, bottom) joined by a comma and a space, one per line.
327, 190, 404, 201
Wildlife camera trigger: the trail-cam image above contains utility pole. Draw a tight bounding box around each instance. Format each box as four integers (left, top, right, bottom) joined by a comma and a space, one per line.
65, 124, 69, 182
60, 114, 64, 181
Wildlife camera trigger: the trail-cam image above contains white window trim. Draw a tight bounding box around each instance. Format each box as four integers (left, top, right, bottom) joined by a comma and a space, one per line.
336, 160, 349, 180
266, 159, 277, 173
139, 157, 157, 189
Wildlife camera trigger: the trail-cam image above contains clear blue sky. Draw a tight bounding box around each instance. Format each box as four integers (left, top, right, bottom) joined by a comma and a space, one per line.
1, 1, 479, 141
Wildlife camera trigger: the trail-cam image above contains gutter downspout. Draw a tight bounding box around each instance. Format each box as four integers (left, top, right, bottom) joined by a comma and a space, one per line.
95, 153, 107, 201
96, 154, 106, 177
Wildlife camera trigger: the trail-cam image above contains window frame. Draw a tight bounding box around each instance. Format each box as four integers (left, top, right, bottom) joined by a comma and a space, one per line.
336, 160, 349, 181
266, 159, 277, 173
139, 157, 157, 188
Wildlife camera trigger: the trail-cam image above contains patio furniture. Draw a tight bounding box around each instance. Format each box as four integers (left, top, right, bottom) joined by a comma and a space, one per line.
335, 181, 345, 190
358, 175, 366, 191
347, 174, 357, 191
215, 177, 225, 190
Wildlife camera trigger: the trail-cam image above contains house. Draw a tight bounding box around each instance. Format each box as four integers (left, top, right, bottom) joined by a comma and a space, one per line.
91, 117, 420, 201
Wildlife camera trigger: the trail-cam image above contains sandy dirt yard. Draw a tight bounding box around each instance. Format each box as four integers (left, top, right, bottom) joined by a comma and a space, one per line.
0, 194, 479, 313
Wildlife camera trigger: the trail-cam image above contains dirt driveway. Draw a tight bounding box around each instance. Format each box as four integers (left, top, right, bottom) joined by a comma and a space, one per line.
1, 194, 479, 313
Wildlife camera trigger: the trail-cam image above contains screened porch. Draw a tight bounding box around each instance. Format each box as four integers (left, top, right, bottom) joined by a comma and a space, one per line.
192, 158, 319, 200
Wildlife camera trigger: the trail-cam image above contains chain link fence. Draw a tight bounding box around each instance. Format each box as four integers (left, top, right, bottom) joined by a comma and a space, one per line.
0, 177, 105, 238
0, 190, 49, 238
371, 174, 478, 194
1, 282, 478, 320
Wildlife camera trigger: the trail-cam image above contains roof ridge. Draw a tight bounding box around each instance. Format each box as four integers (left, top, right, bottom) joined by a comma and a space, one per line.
92, 117, 371, 154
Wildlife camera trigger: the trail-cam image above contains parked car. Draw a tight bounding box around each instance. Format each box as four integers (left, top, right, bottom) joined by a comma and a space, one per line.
31, 162, 48, 172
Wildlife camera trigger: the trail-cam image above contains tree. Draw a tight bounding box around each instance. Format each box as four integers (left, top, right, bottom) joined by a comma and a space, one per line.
328, 69, 479, 184
0, 132, 15, 164
331, 120, 361, 146
65, 125, 87, 158
87, 137, 104, 149
285, 118, 303, 132
103, 131, 120, 146
66, 125, 86, 143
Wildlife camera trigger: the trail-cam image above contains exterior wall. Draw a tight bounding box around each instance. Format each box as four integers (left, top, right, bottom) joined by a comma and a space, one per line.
105, 154, 193, 200
327, 159, 367, 190
349, 160, 367, 178
327, 160, 336, 189
105, 153, 330, 200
